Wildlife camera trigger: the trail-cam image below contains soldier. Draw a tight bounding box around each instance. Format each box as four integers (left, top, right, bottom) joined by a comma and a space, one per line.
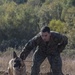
20, 26, 68, 75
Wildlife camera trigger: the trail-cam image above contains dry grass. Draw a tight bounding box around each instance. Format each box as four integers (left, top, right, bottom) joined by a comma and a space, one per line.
0, 49, 75, 75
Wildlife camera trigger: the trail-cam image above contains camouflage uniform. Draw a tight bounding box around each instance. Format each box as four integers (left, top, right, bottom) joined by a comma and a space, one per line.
20, 31, 68, 75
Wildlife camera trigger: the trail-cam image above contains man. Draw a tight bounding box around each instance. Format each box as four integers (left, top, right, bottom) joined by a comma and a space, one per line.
20, 26, 68, 75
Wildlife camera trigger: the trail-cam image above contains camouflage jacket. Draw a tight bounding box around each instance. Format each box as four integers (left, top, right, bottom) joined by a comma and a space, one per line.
20, 31, 68, 60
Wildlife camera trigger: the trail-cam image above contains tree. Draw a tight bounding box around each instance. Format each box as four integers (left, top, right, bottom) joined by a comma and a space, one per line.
0, 2, 39, 50
37, 5, 52, 28
48, 19, 66, 33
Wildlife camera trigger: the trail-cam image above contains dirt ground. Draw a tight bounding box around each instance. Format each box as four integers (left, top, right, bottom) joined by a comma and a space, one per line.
0, 57, 75, 75
0, 58, 52, 75
0, 51, 75, 75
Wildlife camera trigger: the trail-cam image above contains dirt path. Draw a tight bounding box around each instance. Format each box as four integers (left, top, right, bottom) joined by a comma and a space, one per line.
0, 57, 75, 75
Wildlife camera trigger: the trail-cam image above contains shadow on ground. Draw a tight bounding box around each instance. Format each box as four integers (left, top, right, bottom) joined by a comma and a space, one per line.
0, 71, 69, 75
0, 71, 53, 75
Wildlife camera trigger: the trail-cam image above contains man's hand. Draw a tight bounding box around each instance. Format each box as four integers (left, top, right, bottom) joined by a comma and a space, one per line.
57, 44, 66, 53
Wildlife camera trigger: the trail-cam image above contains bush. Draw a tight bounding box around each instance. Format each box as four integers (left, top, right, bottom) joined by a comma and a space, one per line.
48, 19, 66, 33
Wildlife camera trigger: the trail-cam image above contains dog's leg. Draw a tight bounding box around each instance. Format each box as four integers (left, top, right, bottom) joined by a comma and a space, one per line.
8, 68, 13, 75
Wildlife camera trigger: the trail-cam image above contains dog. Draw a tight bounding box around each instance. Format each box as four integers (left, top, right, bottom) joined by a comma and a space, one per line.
8, 51, 26, 75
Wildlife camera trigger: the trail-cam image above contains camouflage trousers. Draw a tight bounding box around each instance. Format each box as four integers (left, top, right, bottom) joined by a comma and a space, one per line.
31, 51, 64, 75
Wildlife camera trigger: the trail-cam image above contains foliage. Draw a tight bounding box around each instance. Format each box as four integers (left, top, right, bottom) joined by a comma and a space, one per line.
0, 0, 75, 51
48, 20, 66, 33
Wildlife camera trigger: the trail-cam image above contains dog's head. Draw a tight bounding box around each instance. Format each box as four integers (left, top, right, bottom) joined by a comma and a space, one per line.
12, 51, 24, 69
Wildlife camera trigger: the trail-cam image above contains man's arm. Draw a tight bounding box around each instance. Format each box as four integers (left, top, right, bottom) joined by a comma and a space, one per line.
57, 34, 68, 53
20, 34, 39, 60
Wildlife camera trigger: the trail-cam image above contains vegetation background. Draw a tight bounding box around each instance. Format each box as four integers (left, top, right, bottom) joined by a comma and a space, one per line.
0, 0, 75, 52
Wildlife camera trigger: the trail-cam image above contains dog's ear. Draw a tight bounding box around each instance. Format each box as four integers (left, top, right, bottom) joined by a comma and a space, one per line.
19, 52, 25, 60
13, 51, 17, 58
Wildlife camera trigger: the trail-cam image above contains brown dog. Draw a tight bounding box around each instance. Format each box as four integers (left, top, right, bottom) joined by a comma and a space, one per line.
8, 51, 26, 75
